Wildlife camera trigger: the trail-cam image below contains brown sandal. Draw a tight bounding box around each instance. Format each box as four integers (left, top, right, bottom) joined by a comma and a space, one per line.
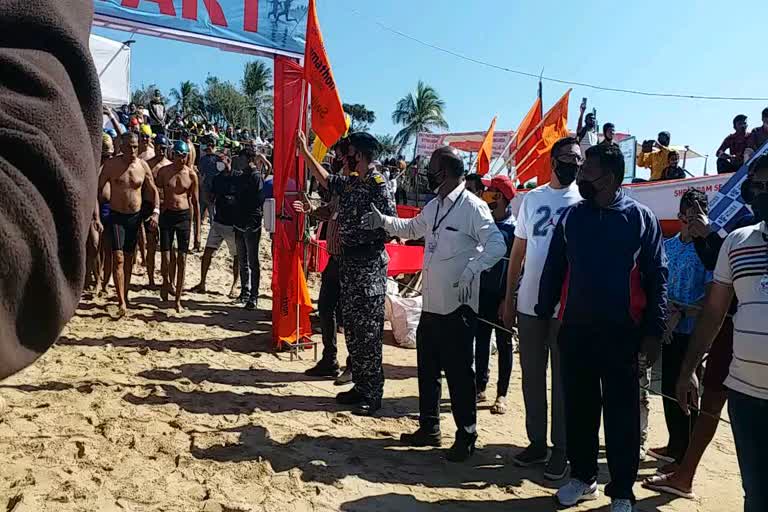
491, 396, 508, 415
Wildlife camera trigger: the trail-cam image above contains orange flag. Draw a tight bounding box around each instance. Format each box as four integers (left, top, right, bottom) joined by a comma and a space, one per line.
304, 0, 346, 147
513, 97, 543, 174
477, 116, 497, 176
516, 89, 571, 185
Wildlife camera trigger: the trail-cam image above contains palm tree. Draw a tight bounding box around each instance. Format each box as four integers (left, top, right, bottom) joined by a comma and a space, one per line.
242, 61, 273, 137
169, 80, 202, 117
376, 134, 399, 160
392, 81, 449, 158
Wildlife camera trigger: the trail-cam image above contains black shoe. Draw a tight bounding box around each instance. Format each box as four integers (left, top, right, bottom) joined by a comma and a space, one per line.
336, 387, 363, 405
513, 443, 550, 467
352, 400, 381, 417
446, 435, 477, 462
400, 429, 442, 447
245, 300, 256, 310
543, 448, 569, 480
304, 362, 340, 378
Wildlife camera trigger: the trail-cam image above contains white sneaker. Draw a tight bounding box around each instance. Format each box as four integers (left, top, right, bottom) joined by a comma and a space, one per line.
556, 479, 599, 506
611, 499, 634, 512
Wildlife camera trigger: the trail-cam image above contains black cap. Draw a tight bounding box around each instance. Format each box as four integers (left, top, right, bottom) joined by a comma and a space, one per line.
347, 132, 381, 158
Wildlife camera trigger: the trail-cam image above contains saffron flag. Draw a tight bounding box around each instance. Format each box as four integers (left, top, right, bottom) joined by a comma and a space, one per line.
512, 97, 543, 181
477, 116, 497, 176
516, 89, 571, 185
304, 0, 346, 148
311, 114, 351, 163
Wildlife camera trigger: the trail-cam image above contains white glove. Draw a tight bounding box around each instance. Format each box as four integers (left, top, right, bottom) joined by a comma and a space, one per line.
457, 267, 475, 304
361, 203, 385, 230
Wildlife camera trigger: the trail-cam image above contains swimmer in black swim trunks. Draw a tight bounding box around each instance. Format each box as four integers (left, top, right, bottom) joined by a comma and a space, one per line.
156, 140, 201, 312
98, 132, 160, 317
145, 134, 172, 288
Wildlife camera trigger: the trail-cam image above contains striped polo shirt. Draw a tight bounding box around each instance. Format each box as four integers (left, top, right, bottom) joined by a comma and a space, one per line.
714, 222, 768, 399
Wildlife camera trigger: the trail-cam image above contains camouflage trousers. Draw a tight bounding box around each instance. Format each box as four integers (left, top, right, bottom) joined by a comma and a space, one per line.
340, 253, 387, 404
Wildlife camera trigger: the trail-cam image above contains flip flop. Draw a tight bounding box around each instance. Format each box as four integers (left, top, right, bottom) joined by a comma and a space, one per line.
491, 397, 508, 415
643, 476, 695, 500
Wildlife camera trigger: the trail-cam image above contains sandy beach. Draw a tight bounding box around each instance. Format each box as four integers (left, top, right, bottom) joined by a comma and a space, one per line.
0, 236, 743, 511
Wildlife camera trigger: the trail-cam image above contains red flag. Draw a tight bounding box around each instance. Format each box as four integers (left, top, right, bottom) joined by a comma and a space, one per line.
304, 0, 346, 147
516, 89, 571, 185
272, 56, 313, 347
477, 116, 497, 176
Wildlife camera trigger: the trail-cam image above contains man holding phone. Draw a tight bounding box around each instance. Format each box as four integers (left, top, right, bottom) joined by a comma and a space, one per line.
637, 131, 672, 181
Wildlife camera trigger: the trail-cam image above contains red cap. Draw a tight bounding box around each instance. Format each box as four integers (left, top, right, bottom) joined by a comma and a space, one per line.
481, 175, 516, 201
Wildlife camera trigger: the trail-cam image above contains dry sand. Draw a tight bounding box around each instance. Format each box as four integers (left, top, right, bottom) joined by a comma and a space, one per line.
0, 233, 743, 511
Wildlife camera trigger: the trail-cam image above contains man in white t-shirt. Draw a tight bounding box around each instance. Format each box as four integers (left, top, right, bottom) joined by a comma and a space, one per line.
676, 154, 768, 511
502, 136, 583, 480
577, 101, 598, 156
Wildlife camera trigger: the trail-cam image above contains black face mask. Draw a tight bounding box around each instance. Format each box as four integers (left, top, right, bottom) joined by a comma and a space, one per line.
751, 194, 768, 223
577, 174, 606, 203
555, 162, 579, 186
346, 153, 359, 172
427, 170, 445, 192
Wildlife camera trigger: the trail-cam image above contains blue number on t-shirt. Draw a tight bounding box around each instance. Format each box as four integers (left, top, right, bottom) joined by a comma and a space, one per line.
532, 206, 567, 237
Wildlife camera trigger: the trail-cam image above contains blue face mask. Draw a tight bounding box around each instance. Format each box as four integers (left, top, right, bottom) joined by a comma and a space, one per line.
200, 144, 208, 152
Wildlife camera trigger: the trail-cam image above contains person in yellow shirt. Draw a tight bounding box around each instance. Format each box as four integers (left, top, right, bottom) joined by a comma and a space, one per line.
637, 131, 672, 181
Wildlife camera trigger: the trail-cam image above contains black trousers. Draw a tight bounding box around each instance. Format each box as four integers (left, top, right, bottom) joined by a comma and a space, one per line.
559, 324, 640, 503
662, 333, 699, 463
475, 293, 514, 397
417, 306, 477, 439
318, 256, 341, 364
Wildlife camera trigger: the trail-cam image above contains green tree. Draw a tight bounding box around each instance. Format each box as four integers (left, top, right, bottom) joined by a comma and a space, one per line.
131, 83, 163, 107
201, 76, 248, 127
376, 134, 399, 160
343, 103, 376, 132
242, 60, 273, 97
242, 60, 274, 137
392, 81, 448, 158
169, 80, 202, 117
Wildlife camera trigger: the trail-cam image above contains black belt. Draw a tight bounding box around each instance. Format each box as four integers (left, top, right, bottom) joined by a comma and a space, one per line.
341, 242, 385, 259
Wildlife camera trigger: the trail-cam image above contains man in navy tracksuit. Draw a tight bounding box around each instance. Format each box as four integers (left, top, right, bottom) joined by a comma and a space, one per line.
536, 144, 668, 512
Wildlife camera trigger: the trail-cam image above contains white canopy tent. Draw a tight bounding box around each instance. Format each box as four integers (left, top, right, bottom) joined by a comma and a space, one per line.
89, 34, 131, 107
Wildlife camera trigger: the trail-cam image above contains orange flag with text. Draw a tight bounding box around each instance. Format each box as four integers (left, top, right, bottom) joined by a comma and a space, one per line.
516, 89, 571, 185
477, 116, 497, 176
304, 0, 346, 147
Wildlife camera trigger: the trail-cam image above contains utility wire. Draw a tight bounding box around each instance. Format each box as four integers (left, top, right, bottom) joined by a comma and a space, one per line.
346, 7, 768, 102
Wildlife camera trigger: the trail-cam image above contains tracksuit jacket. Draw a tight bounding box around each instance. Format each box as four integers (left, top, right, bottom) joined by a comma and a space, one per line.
535, 189, 668, 337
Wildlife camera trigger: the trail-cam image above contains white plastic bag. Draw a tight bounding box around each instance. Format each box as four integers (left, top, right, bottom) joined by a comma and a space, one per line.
384, 294, 421, 349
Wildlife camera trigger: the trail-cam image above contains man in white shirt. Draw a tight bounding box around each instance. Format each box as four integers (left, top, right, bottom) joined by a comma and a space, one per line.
577, 102, 598, 157
676, 154, 768, 512
502, 136, 583, 480
363, 146, 506, 462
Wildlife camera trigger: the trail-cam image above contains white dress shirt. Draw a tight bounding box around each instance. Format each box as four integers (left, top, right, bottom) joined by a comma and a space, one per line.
382, 182, 507, 315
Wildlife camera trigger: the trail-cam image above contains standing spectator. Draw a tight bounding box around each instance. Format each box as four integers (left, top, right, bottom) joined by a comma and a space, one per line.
465, 173, 485, 197
717, 115, 750, 174
644, 189, 711, 474
148, 90, 165, 134
475, 176, 516, 414
638, 131, 672, 181
600, 123, 617, 146
362, 145, 506, 460
502, 137, 583, 480
674, 154, 768, 512
537, 143, 668, 511
233, 151, 266, 309
577, 101, 598, 156
661, 151, 686, 181
197, 137, 221, 223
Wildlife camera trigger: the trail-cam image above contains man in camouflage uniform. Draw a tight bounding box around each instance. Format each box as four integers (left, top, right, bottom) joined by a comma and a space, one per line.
298, 131, 395, 416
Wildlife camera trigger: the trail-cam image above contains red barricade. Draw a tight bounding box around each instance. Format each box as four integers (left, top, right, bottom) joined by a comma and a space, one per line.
310, 239, 424, 276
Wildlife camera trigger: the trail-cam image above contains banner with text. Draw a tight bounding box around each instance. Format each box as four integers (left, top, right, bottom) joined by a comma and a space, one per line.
416, 130, 514, 159
95, 0, 307, 56
708, 140, 768, 236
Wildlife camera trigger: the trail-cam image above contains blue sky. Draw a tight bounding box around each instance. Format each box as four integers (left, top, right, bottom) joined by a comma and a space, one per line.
94, 0, 768, 174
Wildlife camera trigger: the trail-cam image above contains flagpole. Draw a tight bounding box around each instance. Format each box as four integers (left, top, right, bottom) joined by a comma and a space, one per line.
493, 114, 550, 176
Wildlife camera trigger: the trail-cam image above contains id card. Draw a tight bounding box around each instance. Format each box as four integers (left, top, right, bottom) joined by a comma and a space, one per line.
426, 232, 439, 254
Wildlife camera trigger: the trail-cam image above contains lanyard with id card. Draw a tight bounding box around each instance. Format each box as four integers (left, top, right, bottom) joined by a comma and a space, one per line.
427, 190, 464, 254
